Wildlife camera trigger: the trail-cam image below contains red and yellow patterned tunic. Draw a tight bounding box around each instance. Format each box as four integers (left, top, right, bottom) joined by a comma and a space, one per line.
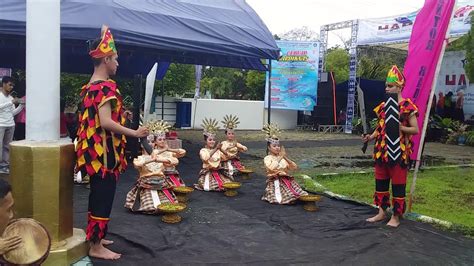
373, 98, 418, 168
76, 80, 127, 179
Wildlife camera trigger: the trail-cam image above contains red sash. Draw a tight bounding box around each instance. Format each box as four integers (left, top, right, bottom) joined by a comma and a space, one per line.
168, 174, 182, 187
232, 159, 243, 170
211, 170, 224, 189
162, 189, 175, 203
281, 177, 300, 197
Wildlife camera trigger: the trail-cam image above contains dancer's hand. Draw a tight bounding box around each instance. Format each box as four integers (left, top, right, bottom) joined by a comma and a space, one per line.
362, 134, 373, 142
0, 236, 22, 255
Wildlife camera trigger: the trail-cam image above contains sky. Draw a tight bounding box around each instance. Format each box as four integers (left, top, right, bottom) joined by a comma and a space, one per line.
246, 0, 425, 46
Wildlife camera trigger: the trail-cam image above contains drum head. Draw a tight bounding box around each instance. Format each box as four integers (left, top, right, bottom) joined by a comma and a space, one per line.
2, 218, 51, 265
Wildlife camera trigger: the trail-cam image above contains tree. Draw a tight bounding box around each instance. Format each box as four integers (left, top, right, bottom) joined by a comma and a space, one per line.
357, 46, 406, 80
201, 67, 236, 99
245, 70, 266, 100
200, 67, 266, 100
325, 47, 349, 83
162, 63, 195, 96
279, 26, 319, 41
464, 16, 474, 82
446, 35, 467, 52
60, 73, 89, 108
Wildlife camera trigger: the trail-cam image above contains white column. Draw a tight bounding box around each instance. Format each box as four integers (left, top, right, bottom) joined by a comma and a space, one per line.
26, 0, 60, 141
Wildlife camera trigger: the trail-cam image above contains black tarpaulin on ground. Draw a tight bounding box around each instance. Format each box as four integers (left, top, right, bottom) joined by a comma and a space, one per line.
73, 140, 474, 265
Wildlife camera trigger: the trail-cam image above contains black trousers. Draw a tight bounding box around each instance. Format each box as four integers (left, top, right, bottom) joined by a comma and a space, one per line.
86, 172, 117, 243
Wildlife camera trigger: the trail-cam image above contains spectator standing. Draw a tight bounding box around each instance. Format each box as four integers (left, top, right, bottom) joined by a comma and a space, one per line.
0, 77, 24, 174
436, 92, 444, 117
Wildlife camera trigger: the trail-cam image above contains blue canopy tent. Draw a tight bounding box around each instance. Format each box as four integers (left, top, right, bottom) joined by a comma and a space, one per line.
0, 0, 279, 77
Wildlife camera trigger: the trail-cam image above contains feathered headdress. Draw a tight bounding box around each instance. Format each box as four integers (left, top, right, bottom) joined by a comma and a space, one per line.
145, 119, 171, 138
201, 118, 219, 138
262, 123, 281, 145
386, 65, 405, 88
89, 25, 117, 58
221, 114, 240, 131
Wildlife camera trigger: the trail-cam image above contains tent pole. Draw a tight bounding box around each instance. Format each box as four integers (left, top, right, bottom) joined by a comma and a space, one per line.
267, 60, 272, 124
161, 79, 165, 120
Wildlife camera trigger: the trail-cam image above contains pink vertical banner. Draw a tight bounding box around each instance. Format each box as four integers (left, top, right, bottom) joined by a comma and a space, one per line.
402, 0, 455, 160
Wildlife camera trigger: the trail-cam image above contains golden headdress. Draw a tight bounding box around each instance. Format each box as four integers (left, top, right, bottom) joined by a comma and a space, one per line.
221, 114, 240, 131
145, 119, 171, 138
201, 118, 219, 138
262, 123, 281, 144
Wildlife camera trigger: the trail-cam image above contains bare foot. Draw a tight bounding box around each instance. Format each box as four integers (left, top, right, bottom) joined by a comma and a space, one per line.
386, 215, 400, 228
89, 243, 121, 260
366, 208, 386, 222
101, 239, 114, 245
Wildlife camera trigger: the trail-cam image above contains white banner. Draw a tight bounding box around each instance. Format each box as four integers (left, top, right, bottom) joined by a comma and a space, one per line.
357, 0, 474, 45
436, 51, 474, 122
144, 62, 158, 122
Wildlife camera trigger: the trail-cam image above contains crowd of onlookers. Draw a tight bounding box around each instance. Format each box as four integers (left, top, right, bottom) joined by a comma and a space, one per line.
432, 90, 465, 122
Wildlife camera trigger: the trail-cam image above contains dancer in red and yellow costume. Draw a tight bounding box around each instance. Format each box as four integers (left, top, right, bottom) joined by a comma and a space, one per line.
125, 120, 182, 213
75, 25, 149, 260
261, 123, 308, 204
220, 114, 248, 179
194, 118, 233, 191
362, 65, 419, 227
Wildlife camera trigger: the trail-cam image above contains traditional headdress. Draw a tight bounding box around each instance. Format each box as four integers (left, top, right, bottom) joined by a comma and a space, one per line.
145, 119, 171, 138
89, 25, 117, 58
201, 118, 219, 138
386, 65, 405, 88
221, 114, 240, 131
262, 123, 281, 145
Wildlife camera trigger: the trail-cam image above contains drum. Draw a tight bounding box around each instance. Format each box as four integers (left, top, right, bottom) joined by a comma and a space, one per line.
2, 218, 51, 265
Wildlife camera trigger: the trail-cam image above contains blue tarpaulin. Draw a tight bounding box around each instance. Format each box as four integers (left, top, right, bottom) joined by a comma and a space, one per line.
0, 0, 279, 76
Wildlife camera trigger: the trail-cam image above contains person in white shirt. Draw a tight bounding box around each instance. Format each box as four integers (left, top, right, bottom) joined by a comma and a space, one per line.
0, 77, 24, 174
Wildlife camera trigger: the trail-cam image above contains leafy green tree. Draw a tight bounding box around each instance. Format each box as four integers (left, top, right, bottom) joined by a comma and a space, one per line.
325, 47, 349, 83
161, 63, 195, 96
245, 70, 266, 100
356, 46, 406, 81
60, 73, 89, 107
200, 67, 266, 100
464, 17, 474, 82
446, 35, 467, 52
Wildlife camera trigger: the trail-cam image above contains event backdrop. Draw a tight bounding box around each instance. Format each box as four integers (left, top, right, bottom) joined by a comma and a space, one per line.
357, 0, 473, 45
265, 41, 319, 111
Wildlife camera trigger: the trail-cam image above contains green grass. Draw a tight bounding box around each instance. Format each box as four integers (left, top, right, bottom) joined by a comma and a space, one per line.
300, 167, 474, 235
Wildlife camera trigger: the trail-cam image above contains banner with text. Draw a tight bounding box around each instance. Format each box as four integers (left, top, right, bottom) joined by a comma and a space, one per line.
265, 41, 319, 111
402, 0, 456, 160
357, 0, 473, 45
